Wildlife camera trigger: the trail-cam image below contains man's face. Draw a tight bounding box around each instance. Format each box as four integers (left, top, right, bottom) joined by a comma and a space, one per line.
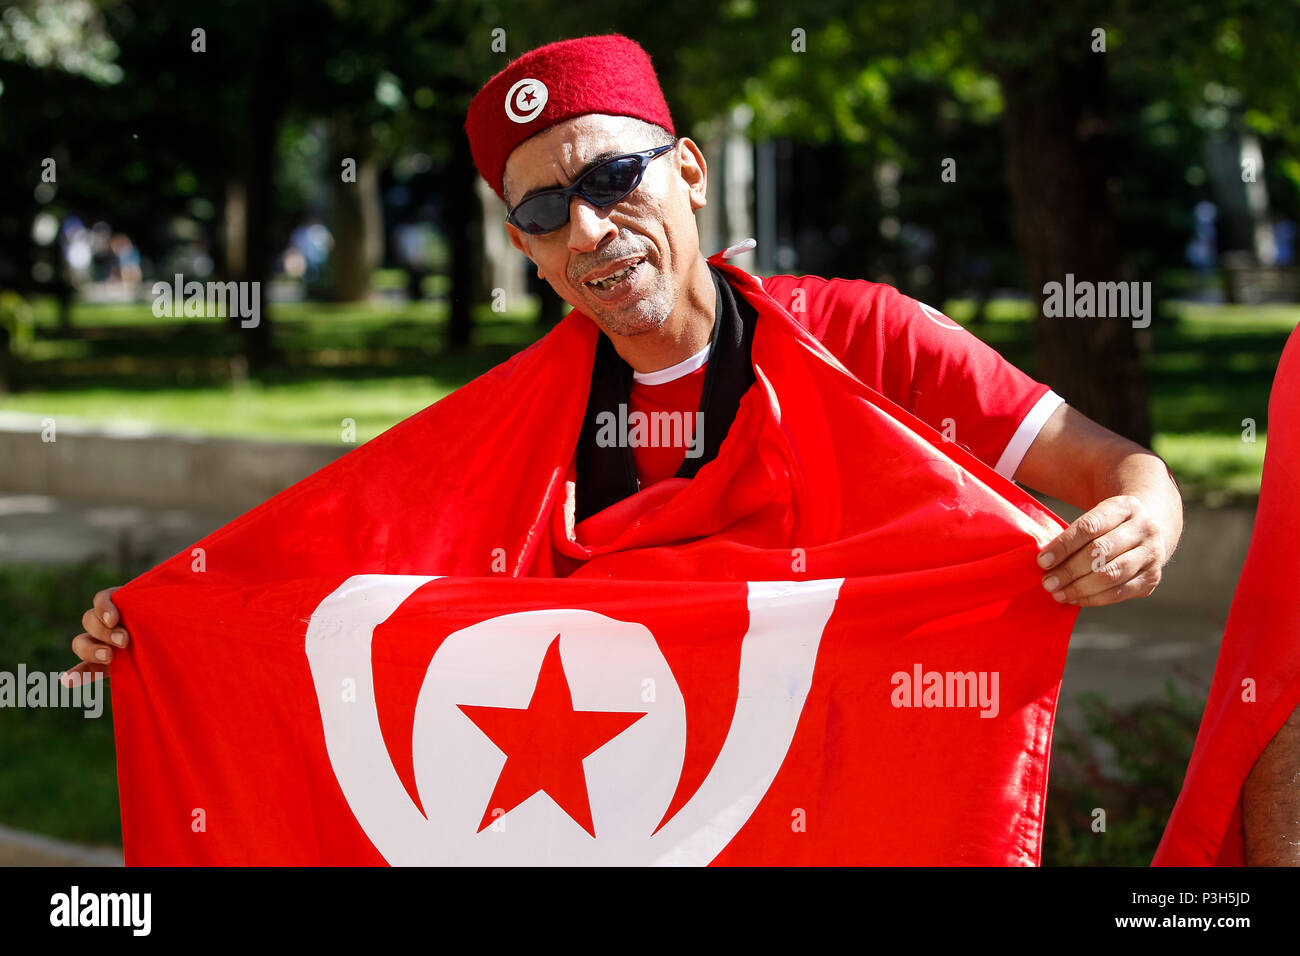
502, 114, 708, 338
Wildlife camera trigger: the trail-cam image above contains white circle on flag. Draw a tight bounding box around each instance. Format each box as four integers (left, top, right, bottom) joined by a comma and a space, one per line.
504, 78, 548, 123
412, 608, 685, 864
305, 574, 842, 865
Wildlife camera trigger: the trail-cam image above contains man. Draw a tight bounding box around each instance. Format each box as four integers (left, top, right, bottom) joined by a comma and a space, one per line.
475, 34, 1181, 590
64, 32, 1211, 855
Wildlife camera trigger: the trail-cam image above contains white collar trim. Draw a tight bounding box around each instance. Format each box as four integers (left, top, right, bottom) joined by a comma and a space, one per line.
632, 341, 712, 385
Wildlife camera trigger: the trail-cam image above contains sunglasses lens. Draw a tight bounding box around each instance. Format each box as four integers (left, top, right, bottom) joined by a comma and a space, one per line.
512, 194, 568, 234
581, 157, 642, 204
509, 148, 664, 234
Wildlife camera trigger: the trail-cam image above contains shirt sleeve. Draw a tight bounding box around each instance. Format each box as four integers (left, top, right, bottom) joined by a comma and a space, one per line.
762, 273, 1062, 479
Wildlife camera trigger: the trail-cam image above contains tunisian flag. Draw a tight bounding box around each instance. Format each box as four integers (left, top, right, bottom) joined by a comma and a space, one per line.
1154, 322, 1300, 865
109, 253, 1078, 865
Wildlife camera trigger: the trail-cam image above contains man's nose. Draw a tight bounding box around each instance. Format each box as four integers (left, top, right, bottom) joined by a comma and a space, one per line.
567, 197, 617, 252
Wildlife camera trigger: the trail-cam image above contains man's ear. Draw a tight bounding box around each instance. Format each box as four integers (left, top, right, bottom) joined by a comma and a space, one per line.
505, 223, 545, 279
676, 137, 708, 212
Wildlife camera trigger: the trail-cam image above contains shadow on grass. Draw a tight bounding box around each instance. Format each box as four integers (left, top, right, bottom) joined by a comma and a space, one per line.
969, 308, 1291, 439
10, 308, 551, 395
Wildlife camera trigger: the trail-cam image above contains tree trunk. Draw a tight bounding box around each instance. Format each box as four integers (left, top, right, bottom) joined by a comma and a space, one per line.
445, 121, 481, 351
222, 180, 246, 281
234, 19, 290, 371
54, 277, 74, 334
0, 325, 11, 394
995, 46, 1151, 446
330, 118, 384, 303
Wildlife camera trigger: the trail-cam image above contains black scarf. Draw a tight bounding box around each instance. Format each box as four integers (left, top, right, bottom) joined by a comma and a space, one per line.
575, 263, 757, 523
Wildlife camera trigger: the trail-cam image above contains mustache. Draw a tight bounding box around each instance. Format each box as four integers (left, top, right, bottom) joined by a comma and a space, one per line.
571, 248, 647, 281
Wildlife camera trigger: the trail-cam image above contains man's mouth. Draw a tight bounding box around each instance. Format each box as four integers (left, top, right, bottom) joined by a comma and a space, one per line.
584, 257, 645, 290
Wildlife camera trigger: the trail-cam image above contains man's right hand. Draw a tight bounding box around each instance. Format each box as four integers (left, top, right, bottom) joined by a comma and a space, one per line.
61, 586, 128, 688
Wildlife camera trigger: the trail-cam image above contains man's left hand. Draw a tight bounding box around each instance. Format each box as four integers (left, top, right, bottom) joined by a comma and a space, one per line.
1036, 494, 1169, 607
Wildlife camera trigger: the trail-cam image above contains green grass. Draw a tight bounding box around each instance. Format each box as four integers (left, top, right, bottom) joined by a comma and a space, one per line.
0, 561, 128, 847
1154, 432, 1269, 504
3, 294, 1296, 497
1144, 302, 1293, 501
944, 297, 1297, 502
1, 377, 453, 444
4, 298, 551, 444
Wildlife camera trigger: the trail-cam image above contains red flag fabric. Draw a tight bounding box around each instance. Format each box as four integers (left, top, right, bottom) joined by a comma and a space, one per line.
1154, 322, 1300, 865
109, 252, 1078, 865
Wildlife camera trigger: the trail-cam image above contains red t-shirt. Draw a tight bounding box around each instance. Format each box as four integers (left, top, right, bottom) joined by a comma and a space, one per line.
760, 274, 1061, 479
626, 274, 1061, 489
628, 356, 708, 487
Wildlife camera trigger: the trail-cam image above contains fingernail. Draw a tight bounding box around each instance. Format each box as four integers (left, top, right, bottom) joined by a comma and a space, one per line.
111, 630, 126, 647
101, 611, 112, 626
1037, 552, 1054, 568
95, 648, 110, 663
1051, 591, 1066, 602
1043, 576, 1059, 591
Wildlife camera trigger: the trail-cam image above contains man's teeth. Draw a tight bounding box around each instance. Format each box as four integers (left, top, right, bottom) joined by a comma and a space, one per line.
588, 262, 637, 289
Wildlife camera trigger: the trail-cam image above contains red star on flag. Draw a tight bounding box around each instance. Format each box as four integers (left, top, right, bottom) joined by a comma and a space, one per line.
458, 635, 647, 836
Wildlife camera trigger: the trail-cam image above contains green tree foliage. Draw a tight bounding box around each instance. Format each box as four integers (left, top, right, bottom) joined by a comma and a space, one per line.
660, 0, 1299, 443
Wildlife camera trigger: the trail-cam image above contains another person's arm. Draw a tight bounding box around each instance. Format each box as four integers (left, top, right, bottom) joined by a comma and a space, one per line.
1243, 706, 1300, 865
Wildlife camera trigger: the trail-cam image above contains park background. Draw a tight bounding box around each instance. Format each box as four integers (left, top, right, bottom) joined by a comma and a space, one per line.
0, 0, 1297, 865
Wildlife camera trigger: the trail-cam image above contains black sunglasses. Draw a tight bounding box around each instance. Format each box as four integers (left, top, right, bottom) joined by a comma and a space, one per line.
506, 142, 677, 235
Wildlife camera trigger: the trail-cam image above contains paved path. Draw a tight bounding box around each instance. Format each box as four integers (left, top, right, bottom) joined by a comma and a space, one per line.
0, 493, 239, 569
1059, 602, 1223, 729
0, 824, 122, 866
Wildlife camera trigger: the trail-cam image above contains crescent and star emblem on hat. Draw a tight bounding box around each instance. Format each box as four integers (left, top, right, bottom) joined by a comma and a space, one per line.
505, 77, 548, 123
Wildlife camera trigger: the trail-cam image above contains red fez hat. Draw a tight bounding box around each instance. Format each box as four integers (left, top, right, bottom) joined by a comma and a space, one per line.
465, 34, 675, 203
